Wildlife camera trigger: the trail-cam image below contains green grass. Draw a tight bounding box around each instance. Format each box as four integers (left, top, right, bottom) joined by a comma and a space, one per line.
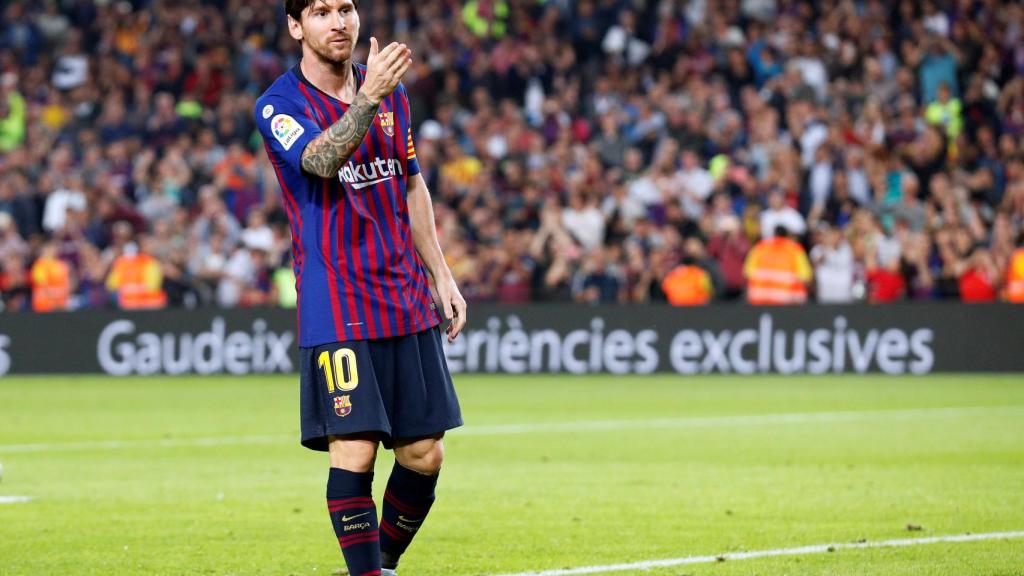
1, 374, 1023, 575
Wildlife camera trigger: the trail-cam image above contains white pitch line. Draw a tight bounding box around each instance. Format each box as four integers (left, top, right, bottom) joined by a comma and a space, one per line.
0, 434, 289, 454
0, 495, 34, 504
455, 406, 1024, 436
492, 531, 1024, 576
0, 406, 1021, 454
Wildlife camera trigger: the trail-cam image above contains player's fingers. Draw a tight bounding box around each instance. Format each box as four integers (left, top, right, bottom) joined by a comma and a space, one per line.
450, 299, 467, 341
380, 44, 406, 72
386, 45, 410, 69
373, 42, 398, 70
369, 37, 379, 61
392, 53, 412, 80
442, 291, 454, 322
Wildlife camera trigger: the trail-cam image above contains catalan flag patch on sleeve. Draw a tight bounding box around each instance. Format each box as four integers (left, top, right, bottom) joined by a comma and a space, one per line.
406, 127, 417, 160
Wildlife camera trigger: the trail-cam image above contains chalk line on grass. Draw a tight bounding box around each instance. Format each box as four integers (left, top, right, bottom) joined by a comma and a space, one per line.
491, 531, 1024, 576
0, 406, 1021, 453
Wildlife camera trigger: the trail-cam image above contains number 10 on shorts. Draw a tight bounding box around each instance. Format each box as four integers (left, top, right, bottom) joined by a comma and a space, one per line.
318, 348, 359, 393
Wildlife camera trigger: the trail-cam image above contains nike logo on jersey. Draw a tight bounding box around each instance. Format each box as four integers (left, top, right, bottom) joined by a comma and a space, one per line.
338, 157, 404, 189
349, 177, 393, 190
342, 512, 370, 522
398, 516, 423, 523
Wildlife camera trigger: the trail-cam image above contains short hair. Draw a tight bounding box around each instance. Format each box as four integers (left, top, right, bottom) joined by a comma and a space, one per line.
285, 0, 359, 22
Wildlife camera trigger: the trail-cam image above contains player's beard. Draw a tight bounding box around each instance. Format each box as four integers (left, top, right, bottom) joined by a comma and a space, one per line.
308, 36, 353, 69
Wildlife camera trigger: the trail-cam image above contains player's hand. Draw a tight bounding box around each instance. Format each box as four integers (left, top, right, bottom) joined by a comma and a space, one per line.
360, 37, 412, 104
431, 272, 467, 342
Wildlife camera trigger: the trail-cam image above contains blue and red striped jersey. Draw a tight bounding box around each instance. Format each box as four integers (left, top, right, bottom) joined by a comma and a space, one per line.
255, 64, 441, 347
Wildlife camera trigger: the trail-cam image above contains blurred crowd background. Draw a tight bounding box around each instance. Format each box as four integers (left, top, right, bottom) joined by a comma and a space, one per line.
1, 0, 1023, 312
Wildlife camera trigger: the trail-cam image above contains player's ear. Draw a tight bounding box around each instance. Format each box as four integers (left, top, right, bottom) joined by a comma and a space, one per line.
287, 14, 304, 42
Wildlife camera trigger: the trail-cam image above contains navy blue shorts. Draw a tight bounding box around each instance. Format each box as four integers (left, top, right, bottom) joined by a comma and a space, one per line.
299, 327, 462, 451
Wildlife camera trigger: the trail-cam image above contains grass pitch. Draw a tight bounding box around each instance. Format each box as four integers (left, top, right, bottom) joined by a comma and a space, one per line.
1, 374, 1022, 575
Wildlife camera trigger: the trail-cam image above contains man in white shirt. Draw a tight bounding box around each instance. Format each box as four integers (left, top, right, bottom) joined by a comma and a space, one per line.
810, 223, 855, 303
760, 190, 806, 238
677, 149, 715, 219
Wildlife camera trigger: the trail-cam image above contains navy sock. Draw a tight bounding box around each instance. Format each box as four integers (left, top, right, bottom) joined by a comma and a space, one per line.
326, 467, 380, 576
379, 462, 438, 569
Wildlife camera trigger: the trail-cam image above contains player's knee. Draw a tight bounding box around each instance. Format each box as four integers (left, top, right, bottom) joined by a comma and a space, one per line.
397, 439, 444, 475
328, 436, 378, 472
417, 442, 444, 473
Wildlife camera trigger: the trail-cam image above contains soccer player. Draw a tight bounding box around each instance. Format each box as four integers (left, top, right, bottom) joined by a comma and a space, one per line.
254, 1, 467, 574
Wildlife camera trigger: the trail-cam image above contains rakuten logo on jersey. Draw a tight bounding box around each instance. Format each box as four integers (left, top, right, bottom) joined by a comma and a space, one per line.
338, 157, 404, 190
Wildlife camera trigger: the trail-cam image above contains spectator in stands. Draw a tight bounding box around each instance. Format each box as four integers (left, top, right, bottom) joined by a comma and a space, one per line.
0, 0, 1022, 311
106, 240, 166, 310
760, 190, 806, 239
29, 241, 70, 312
744, 226, 812, 305
707, 215, 749, 301
661, 256, 712, 306
810, 223, 855, 304
959, 246, 1000, 303
1006, 235, 1024, 303
0, 213, 28, 262
572, 247, 624, 305
0, 75, 26, 153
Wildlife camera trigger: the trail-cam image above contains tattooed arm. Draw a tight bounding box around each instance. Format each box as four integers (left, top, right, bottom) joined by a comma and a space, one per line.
299, 38, 413, 179
300, 93, 380, 178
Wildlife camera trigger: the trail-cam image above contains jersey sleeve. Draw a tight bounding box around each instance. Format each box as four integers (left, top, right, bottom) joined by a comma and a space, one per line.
396, 83, 421, 176
254, 94, 322, 175
406, 127, 421, 176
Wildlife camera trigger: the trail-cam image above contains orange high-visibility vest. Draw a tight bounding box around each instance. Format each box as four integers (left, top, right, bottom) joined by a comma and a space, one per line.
1006, 248, 1024, 303
662, 265, 713, 306
107, 254, 167, 310
743, 237, 812, 305
30, 256, 71, 312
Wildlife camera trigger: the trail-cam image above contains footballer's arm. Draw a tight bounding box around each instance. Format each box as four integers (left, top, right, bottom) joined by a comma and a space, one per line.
300, 39, 412, 178
408, 172, 467, 341
300, 92, 379, 178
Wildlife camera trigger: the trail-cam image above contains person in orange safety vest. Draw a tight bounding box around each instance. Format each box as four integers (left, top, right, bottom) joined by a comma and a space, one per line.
1005, 241, 1024, 303
662, 257, 713, 305
30, 242, 72, 312
743, 226, 812, 305
106, 241, 167, 310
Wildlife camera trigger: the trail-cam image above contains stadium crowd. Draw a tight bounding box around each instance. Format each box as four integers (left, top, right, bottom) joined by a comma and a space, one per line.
1, 0, 1024, 312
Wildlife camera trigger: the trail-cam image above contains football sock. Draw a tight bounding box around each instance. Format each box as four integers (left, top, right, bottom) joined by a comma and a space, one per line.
327, 467, 381, 576
379, 462, 439, 569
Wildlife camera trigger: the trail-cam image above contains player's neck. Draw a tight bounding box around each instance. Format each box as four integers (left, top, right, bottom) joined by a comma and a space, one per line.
299, 54, 356, 103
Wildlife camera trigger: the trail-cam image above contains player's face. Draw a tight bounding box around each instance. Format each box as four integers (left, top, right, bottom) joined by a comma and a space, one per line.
290, 0, 359, 65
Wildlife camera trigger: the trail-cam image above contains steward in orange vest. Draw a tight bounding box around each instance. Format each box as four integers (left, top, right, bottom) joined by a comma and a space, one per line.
1005, 246, 1024, 303
30, 243, 71, 312
662, 258, 713, 305
106, 244, 167, 310
743, 226, 812, 305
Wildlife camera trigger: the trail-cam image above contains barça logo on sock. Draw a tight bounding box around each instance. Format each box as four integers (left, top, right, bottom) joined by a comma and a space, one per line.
378, 111, 395, 137
334, 395, 353, 417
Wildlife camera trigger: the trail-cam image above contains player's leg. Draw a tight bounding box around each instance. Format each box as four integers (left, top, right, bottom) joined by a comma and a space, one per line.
377, 327, 462, 572
327, 434, 382, 576
302, 340, 392, 576
379, 434, 445, 571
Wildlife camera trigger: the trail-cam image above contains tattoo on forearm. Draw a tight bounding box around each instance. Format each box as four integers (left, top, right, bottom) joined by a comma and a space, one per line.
301, 92, 379, 178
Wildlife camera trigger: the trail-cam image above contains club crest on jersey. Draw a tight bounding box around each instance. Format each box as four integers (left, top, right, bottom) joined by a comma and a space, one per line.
334, 395, 352, 417
378, 111, 395, 137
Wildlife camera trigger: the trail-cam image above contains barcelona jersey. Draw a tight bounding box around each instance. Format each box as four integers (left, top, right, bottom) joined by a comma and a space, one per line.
255, 64, 441, 347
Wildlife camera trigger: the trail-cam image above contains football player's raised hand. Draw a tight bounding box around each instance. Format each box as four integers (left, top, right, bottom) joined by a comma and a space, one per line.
360, 37, 412, 104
